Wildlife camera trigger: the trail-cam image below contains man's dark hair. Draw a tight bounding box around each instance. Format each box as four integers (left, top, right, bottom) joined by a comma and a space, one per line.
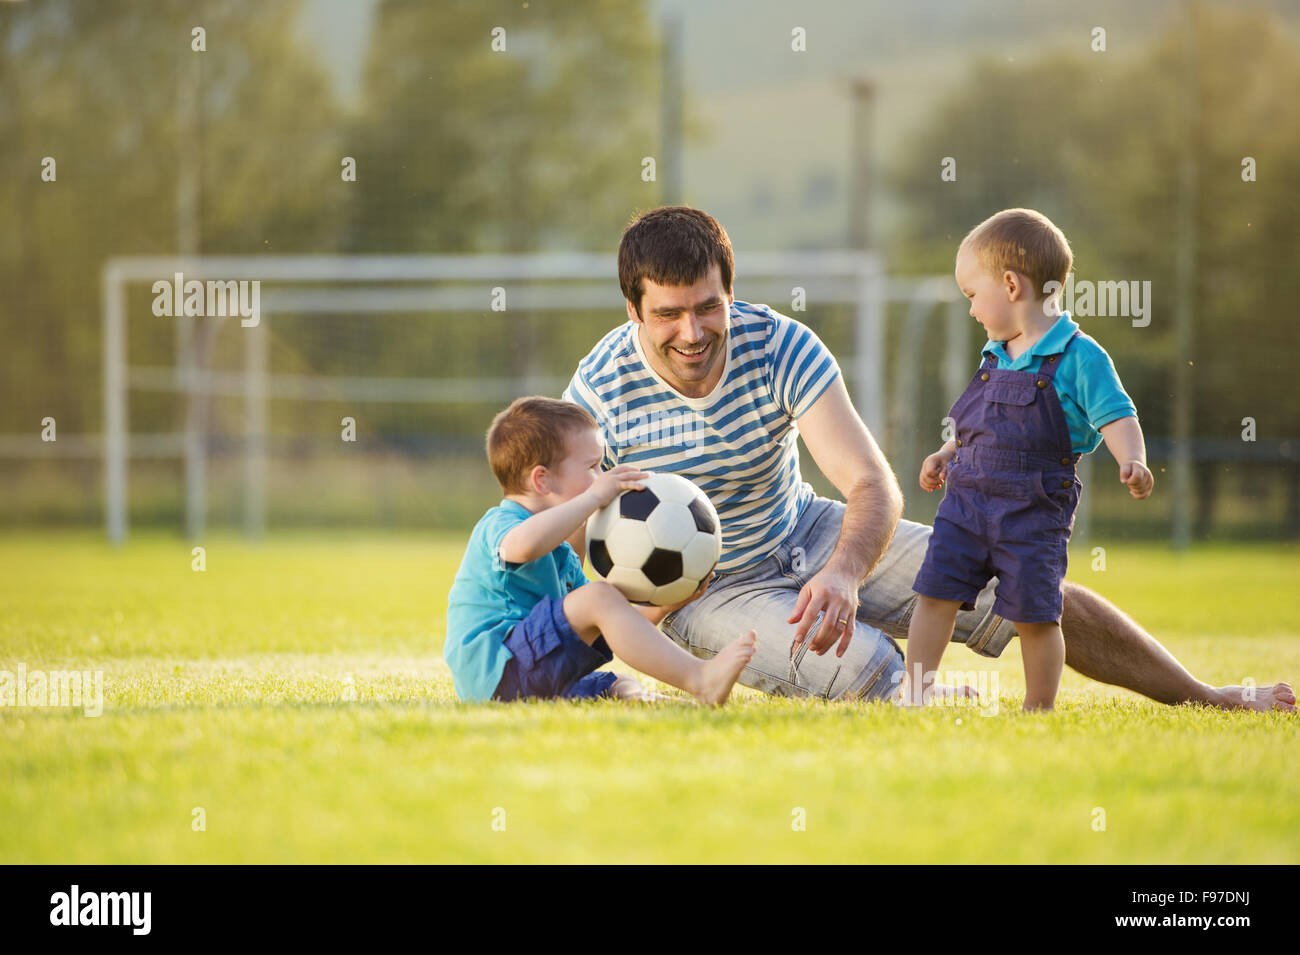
618, 206, 735, 315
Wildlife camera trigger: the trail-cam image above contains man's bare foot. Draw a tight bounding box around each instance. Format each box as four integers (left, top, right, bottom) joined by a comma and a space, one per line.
1208, 682, 1296, 713
691, 630, 757, 706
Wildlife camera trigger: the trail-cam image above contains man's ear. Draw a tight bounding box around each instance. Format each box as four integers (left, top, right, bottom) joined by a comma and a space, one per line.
626, 298, 642, 325
528, 464, 551, 496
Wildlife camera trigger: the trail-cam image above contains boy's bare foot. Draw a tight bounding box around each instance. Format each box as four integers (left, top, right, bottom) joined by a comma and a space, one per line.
692, 630, 757, 706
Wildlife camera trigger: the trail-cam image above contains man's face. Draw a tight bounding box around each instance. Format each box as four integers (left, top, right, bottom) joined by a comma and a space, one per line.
955, 246, 1020, 343
627, 263, 731, 398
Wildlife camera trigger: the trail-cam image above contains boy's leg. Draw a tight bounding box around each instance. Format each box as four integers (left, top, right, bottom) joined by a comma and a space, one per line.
563, 582, 756, 705
1017, 621, 1065, 711
901, 596, 964, 705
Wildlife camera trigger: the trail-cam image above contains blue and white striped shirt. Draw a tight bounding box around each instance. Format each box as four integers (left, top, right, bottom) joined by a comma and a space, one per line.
563, 301, 840, 574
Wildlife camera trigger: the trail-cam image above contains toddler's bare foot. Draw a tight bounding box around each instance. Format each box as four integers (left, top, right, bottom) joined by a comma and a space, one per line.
692, 630, 757, 706
931, 682, 980, 703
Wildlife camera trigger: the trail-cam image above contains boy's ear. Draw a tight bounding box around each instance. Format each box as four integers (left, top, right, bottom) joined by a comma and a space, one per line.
1002, 269, 1026, 303
528, 464, 551, 496
626, 298, 642, 325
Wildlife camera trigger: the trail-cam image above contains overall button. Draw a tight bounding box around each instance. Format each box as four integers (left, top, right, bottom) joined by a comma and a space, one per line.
1049, 356, 1058, 363
1037, 380, 1047, 389
1060, 457, 1070, 465
956, 439, 962, 446
1061, 479, 1071, 488
981, 373, 990, 382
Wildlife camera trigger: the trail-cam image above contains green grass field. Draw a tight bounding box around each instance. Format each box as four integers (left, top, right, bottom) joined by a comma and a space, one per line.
1, 530, 1297, 864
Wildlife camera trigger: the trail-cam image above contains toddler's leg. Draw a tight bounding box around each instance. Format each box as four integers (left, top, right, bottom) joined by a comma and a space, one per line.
902, 595, 964, 705
1016, 621, 1064, 711
564, 582, 756, 706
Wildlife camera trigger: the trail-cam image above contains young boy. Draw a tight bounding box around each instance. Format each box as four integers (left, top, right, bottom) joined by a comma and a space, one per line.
445, 396, 757, 705
902, 209, 1154, 711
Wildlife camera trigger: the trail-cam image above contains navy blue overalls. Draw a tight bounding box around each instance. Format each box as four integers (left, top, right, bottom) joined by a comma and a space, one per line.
912, 329, 1083, 624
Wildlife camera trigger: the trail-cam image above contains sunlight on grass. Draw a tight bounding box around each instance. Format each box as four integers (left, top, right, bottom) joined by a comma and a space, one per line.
1, 532, 1296, 863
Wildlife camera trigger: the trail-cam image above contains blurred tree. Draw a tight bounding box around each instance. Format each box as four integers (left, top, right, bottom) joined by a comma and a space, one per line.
340, 0, 660, 408
0, 0, 346, 437
889, 5, 1300, 536
345, 0, 657, 254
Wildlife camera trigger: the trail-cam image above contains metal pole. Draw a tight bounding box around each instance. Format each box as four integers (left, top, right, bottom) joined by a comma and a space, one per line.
848, 79, 874, 250
244, 312, 267, 540
854, 255, 885, 440
103, 269, 127, 545
179, 43, 205, 542
1171, 4, 1198, 550
660, 13, 684, 205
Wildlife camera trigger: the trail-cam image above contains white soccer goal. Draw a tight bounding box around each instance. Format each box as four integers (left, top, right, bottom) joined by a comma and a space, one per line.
100, 252, 974, 543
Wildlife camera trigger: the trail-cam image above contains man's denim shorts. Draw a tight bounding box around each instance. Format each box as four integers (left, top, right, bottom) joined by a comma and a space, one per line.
661, 496, 1017, 701
492, 593, 619, 702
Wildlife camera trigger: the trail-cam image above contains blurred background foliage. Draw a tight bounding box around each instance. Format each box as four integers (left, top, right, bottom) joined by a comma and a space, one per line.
2, 0, 1297, 539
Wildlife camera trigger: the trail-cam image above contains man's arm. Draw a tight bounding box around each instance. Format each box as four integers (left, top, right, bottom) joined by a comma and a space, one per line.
790, 375, 904, 657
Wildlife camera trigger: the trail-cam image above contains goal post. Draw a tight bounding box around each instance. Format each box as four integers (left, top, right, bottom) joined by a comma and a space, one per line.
100, 252, 965, 544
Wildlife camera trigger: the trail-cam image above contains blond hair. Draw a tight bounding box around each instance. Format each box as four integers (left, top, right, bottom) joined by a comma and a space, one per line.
959, 208, 1073, 301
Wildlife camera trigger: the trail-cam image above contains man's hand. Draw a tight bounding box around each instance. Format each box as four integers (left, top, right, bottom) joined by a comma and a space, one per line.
1119, 460, 1154, 500
788, 565, 859, 658
664, 572, 714, 614
635, 572, 714, 627
587, 465, 649, 508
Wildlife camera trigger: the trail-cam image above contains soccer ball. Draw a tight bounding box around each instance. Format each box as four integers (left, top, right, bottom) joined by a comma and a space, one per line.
585, 472, 722, 606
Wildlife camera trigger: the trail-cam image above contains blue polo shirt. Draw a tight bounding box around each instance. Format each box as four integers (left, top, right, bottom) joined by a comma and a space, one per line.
444, 499, 589, 701
979, 313, 1136, 454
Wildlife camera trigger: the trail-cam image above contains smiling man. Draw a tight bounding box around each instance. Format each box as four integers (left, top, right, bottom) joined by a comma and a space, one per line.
562, 205, 1295, 710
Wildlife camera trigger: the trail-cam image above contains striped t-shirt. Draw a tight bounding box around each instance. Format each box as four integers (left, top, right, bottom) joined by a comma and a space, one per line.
563, 301, 840, 574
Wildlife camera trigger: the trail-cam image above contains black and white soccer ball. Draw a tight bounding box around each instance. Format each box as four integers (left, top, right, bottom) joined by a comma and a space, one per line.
585, 472, 722, 606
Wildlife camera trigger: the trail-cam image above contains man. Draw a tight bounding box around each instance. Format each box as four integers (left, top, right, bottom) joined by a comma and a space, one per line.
563, 206, 1294, 710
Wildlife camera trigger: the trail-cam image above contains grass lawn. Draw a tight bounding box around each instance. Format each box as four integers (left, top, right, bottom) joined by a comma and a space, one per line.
1, 530, 1297, 863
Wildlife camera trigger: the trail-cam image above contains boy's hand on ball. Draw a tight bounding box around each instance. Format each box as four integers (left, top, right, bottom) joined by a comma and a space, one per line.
919, 453, 948, 492
588, 465, 650, 507
1119, 460, 1153, 500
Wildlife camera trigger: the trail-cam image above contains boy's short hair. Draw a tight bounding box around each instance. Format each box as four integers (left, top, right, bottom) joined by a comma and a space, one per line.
959, 208, 1073, 301
618, 206, 735, 315
487, 396, 599, 494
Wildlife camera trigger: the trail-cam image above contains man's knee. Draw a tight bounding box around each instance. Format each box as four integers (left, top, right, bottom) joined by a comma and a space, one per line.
839, 638, 904, 701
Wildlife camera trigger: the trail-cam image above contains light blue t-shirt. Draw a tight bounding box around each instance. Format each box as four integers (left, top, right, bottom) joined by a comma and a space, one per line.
444, 499, 589, 702
979, 313, 1137, 454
